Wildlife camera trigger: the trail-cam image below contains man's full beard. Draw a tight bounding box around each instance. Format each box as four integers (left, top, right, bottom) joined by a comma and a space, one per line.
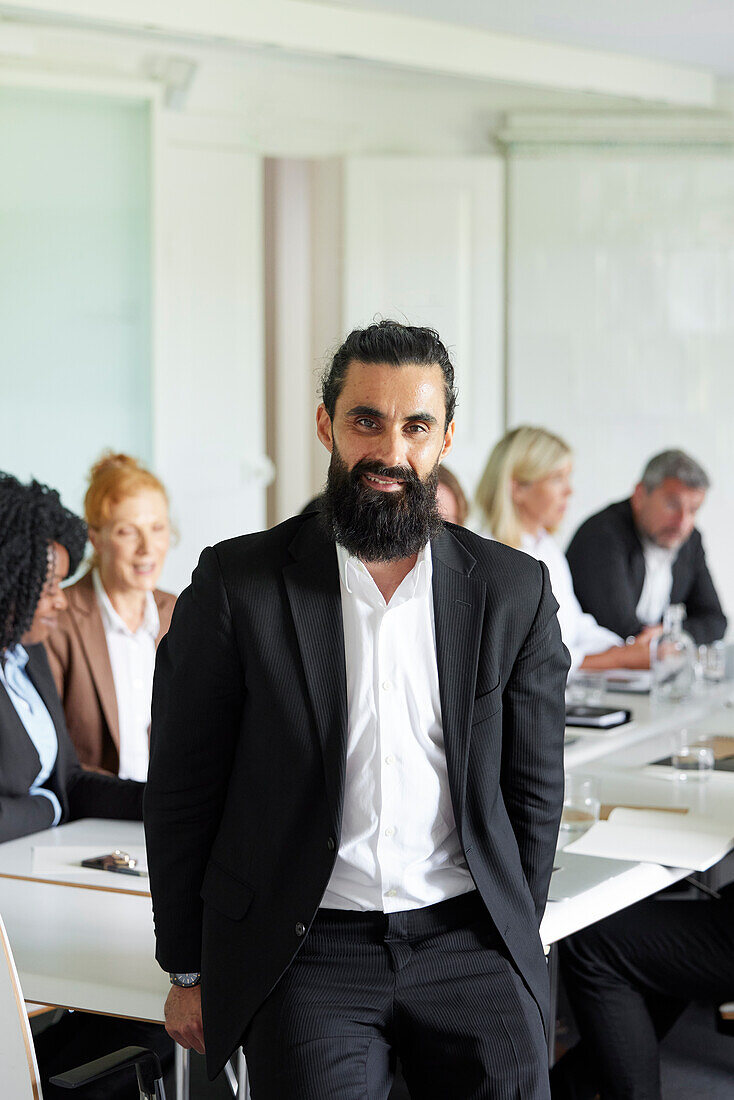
322, 444, 444, 563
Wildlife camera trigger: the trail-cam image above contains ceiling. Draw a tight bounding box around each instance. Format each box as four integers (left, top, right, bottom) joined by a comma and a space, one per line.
320, 0, 734, 77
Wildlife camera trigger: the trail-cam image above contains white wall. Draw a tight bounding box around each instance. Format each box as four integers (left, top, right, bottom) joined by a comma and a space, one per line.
0, 86, 151, 511
508, 149, 734, 624
153, 117, 267, 593
343, 156, 505, 496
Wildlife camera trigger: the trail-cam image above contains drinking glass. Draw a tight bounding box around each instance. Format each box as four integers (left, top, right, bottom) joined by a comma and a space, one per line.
558, 775, 601, 848
671, 740, 715, 782
697, 642, 726, 685
566, 672, 606, 708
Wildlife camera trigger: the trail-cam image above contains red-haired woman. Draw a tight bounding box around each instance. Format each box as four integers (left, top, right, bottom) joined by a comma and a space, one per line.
45, 453, 176, 779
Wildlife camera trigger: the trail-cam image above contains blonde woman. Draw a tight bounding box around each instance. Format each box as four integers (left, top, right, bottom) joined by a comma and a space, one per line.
45, 453, 176, 778
475, 427, 655, 671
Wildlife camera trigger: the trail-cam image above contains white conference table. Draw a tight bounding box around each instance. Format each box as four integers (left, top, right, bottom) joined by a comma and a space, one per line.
0, 819, 251, 1100
3, 680, 734, 1093
553, 676, 734, 927
0, 821, 691, 1042
564, 675, 734, 771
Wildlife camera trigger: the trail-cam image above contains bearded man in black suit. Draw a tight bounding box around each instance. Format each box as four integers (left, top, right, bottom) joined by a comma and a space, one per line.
145, 320, 569, 1099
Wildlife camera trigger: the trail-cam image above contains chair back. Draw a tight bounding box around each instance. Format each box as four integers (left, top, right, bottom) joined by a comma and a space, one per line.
0, 914, 43, 1099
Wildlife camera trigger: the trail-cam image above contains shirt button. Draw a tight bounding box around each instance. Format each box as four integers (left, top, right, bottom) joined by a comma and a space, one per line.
385, 889, 397, 898
381, 680, 392, 692
295, 922, 306, 937
385, 754, 395, 765
326, 837, 336, 851
384, 826, 395, 838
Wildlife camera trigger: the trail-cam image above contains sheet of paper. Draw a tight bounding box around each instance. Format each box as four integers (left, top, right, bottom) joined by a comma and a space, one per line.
565, 809, 734, 871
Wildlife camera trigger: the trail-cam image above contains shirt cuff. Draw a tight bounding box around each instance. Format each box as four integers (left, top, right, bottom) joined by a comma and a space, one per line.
31, 789, 62, 827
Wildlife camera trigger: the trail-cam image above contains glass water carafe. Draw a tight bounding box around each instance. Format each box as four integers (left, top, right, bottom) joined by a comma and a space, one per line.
650, 604, 696, 704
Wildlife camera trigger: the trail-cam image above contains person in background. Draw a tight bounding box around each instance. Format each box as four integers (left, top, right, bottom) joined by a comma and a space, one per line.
0, 471, 173, 1098
0, 472, 144, 839
474, 426, 655, 671
46, 453, 175, 779
435, 463, 469, 526
550, 885, 734, 1100
566, 449, 726, 646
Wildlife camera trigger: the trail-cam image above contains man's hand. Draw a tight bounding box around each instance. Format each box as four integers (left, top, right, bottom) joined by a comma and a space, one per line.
636, 625, 664, 644
618, 637, 653, 669
164, 985, 205, 1055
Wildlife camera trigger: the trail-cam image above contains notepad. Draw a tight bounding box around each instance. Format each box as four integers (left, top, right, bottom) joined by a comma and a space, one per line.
565, 705, 631, 729
564, 807, 734, 871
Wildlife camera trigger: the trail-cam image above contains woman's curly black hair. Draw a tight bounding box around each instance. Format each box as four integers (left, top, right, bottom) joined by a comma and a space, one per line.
0, 472, 87, 652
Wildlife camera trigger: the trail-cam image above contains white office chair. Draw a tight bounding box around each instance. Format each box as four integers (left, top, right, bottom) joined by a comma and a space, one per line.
0, 914, 166, 1099
0, 912, 44, 1099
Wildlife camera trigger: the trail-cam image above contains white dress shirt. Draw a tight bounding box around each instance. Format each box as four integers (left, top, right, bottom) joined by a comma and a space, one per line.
93, 570, 158, 782
519, 530, 622, 671
321, 543, 474, 912
635, 540, 675, 627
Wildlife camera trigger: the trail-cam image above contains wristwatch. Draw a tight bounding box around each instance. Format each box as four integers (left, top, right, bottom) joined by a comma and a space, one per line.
170, 972, 201, 988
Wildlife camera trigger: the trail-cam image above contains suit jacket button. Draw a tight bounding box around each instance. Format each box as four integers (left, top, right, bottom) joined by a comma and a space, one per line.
327, 837, 336, 851
295, 922, 306, 937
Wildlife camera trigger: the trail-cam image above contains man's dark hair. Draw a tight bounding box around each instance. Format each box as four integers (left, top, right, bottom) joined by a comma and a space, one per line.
0, 473, 87, 652
321, 320, 458, 429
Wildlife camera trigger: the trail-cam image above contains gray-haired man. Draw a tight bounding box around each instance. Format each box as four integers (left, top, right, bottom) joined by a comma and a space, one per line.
566, 449, 726, 645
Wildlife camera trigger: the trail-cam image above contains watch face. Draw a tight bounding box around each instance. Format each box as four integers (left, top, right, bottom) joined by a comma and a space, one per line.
171, 972, 201, 987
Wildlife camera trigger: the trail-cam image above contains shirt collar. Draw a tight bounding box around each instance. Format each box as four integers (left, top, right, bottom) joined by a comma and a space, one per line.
520, 528, 549, 553
641, 538, 676, 564
92, 568, 159, 639
336, 541, 433, 603
1, 644, 29, 673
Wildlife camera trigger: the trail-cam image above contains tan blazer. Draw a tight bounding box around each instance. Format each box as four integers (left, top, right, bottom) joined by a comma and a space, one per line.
44, 571, 176, 774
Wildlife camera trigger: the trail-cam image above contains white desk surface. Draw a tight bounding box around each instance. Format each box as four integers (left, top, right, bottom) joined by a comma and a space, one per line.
552, 683, 734, 941
540, 859, 686, 946
0, 818, 692, 1013
0, 818, 149, 894
564, 678, 734, 770
0, 875, 167, 1022
0, 820, 166, 1021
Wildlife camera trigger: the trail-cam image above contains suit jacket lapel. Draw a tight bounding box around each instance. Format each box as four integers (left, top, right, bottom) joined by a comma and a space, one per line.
0, 673, 43, 784
283, 519, 348, 832
69, 573, 120, 749
23, 645, 73, 812
432, 530, 486, 829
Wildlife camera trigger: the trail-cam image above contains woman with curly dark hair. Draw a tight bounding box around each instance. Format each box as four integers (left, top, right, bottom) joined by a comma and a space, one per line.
0, 471, 143, 842
0, 471, 174, 1097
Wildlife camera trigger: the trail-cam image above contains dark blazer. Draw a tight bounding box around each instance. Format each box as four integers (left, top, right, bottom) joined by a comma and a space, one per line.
145, 513, 569, 1079
45, 572, 176, 774
566, 499, 726, 645
0, 644, 144, 844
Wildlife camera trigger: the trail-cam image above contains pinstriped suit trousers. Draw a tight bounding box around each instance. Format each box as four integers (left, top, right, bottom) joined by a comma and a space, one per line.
242, 891, 550, 1099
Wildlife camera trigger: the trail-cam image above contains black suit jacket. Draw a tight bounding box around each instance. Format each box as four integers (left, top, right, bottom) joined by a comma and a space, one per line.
145, 514, 569, 1079
566, 499, 726, 645
0, 644, 144, 844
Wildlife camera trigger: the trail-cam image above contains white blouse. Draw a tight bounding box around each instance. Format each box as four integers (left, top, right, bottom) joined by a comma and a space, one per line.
519, 530, 623, 670
93, 570, 159, 782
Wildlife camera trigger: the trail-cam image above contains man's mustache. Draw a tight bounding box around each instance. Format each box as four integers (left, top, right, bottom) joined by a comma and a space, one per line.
349, 460, 420, 485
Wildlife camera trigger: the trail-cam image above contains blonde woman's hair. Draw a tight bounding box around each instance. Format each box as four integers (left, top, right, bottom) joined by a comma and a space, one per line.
475, 426, 572, 548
